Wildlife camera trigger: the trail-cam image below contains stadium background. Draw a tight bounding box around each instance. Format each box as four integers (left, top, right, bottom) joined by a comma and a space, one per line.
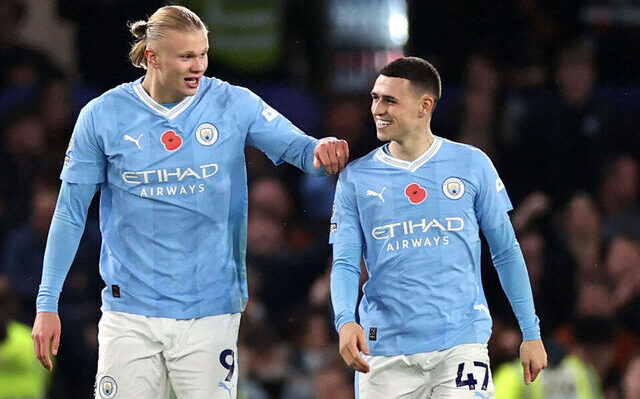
0, 0, 639, 398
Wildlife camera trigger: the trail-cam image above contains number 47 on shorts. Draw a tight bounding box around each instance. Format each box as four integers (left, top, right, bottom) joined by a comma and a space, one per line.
456, 361, 489, 391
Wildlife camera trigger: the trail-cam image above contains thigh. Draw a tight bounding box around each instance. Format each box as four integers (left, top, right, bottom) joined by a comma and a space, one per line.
95, 311, 169, 399
430, 343, 495, 399
357, 354, 430, 399
166, 313, 241, 399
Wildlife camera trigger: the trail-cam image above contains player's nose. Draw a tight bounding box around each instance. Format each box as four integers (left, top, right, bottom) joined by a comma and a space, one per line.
371, 100, 385, 115
191, 59, 205, 73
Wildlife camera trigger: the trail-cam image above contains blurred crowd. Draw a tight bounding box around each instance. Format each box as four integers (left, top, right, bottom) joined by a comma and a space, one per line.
0, 1, 638, 398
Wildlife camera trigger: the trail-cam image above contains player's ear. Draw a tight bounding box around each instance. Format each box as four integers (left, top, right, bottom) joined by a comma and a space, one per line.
419, 94, 435, 117
145, 47, 159, 69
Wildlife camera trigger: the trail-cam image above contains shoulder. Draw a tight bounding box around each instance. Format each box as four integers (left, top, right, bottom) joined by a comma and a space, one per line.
438, 136, 481, 157
439, 137, 494, 167
199, 77, 263, 115
206, 77, 260, 102
344, 146, 383, 174
79, 81, 133, 117
337, 146, 384, 187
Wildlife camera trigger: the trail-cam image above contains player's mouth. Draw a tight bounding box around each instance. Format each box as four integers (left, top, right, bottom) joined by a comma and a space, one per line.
375, 118, 392, 129
185, 76, 201, 89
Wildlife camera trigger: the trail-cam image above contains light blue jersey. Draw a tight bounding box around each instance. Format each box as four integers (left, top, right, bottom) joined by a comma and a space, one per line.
56, 76, 319, 319
330, 136, 539, 356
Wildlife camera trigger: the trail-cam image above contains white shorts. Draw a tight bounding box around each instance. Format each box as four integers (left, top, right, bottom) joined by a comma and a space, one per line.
94, 311, 241, 399
356, 343, 495, 399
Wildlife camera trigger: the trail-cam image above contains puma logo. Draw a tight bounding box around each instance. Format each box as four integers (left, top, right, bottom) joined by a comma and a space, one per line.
218, 382, 232, 398
366, 187, 386, 203
124, 133, 143, 150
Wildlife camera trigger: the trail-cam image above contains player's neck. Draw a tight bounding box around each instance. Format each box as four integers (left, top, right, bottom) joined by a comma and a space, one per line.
141, 74, 187, 104
388, 130, 435, 162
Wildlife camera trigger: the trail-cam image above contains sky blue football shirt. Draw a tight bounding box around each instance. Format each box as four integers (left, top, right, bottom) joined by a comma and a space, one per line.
330, 136, 539, 356
53, 76, 320, 319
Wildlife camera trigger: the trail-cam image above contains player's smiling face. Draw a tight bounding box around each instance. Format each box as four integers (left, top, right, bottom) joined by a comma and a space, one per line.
149, 28, 209, 103
370, 75, 426, 143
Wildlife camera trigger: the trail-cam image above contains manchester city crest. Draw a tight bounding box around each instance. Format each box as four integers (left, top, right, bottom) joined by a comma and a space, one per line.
98, 376, 118, 398
442, 177, 465, 200
195, 123, 219, 146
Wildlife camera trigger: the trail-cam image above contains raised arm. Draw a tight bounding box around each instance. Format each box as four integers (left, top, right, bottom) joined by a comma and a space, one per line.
244, 91, 349, 175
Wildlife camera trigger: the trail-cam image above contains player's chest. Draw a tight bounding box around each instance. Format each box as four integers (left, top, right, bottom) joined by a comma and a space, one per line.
355, 171, 476, 220
104, 117, 244, 170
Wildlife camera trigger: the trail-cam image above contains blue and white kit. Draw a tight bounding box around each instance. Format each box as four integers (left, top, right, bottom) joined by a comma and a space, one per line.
37, 76, 322, 319
330, 136, 540, 356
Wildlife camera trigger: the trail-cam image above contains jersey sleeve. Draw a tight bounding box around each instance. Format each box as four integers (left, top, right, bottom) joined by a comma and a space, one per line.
329, 168, 365, 331
329, 168, 364, 246
36, 182, 98, 313
245, 91, 318, 169
473, 149, 513, 231
60, 103, 107, 184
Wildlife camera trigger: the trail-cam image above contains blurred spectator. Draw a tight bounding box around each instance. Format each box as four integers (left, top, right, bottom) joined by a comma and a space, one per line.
247, 178, 328, 327
307, 262, 332, 309
516, 40, 618, 207
511, 192, 551, 234
599, 156, 639, 218
0, 108, 47, 235
621, 352, 640, 399
312, 364, 354, 399
600, 155, 640, 241
519, 229, 575, 335
563, 193, 601, 276
250, 177, 293, 222
281, 310, 336, 399
439, 52, 504, 161
0, 0, 58, 91
0, 275, 48, 399
36, 76, 75, 169
1, 180, 100, 320
1, 180, 56, 324
488, 191, 573, 334
574, 276, 615, 320
604, 235, 640, 334
1, 180, 101, 398
241, 326, 291, 398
